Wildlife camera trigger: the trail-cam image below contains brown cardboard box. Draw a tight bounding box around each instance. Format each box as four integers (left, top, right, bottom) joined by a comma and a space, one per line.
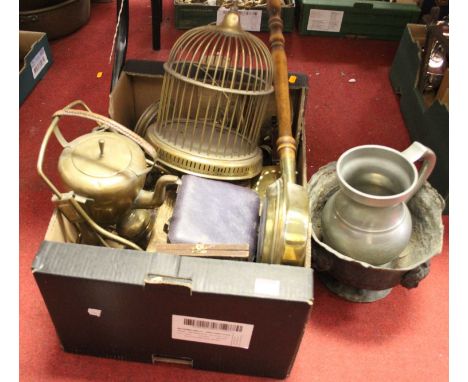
32, 60, 313, 379
19, 31, 53, 104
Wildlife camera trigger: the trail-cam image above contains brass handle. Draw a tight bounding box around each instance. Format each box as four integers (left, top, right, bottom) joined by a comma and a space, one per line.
53, 102, 157, 160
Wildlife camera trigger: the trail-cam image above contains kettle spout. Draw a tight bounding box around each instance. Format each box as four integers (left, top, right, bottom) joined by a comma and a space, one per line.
135, 175, 181, 208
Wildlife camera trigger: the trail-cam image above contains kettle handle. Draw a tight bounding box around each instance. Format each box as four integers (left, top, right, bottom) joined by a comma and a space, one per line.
53, 102, 157, 161
401, 141, 437, 199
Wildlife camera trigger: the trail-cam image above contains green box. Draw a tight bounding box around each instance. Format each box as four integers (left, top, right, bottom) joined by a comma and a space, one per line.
19, 31, 53, 105
174, 1, 296, 32
389, 24, 448, 211
297, 0, 420, 40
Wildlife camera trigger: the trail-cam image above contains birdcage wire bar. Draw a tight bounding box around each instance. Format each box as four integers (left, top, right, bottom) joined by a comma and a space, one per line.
146, 14, 274, 180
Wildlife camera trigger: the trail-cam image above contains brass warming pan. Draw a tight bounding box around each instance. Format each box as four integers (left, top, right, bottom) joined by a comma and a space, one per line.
257, 0, 310, 266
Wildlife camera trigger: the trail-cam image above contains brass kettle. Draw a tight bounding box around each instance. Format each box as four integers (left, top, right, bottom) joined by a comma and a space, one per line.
57, 126, 178, 227
38, 101, 179, 250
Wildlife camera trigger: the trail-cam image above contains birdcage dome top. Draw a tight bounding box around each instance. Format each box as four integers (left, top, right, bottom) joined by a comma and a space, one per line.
163, 9, 274, 96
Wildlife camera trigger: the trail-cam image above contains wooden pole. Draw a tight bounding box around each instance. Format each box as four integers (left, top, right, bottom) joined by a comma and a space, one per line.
267, 0, 296, 184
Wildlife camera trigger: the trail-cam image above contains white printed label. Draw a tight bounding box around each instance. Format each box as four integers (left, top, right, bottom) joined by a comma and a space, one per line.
216, 7, 262, 32
30, 47, 49, 79
172, 315, 254, 349
307, 9, 344, 32
254, 278, 280, 297
87, 308, 102, 317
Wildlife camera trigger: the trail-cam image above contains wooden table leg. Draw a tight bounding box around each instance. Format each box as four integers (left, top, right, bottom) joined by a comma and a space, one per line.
151, 0, 162, 50
111, 0, 129, 91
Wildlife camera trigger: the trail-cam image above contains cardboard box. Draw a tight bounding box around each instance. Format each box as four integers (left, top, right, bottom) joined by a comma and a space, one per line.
32, 60, 314, 379
174, 1, 296, 32
19, 31, 53, 105
297, 0, 421, 40
389, 24, 448, 212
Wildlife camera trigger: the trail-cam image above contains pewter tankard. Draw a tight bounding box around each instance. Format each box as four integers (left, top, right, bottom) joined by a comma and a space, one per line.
321, 142, 436, 266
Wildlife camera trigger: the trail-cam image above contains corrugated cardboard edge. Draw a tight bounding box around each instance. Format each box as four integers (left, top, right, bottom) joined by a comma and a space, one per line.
19, 31, 53, 104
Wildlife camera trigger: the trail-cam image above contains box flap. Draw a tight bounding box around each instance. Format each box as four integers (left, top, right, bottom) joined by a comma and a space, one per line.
174, 255, 312, 302
33, 242, 153, 285
19, 31, 47, 71
34, 241, 313, 303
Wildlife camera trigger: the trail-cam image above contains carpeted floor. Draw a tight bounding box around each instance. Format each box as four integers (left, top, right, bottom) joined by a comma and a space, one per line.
19, 1, 448, 381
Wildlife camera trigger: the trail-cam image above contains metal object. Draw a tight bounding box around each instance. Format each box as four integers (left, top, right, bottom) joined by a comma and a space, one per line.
308, 162, 445, 303
253, 165, 281, 201
256, 0, 309, 266
37, 100, 180, 250
135, 101, 159, 137
145, 4, 274, 180
425, 47, 446, 91
419, 15, 449, 94
117, 209, 155, 245
321, 142, 436, 266
51, 191, 101, 246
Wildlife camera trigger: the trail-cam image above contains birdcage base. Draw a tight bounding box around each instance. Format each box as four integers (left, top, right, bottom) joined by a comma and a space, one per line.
146, 122, 263, 180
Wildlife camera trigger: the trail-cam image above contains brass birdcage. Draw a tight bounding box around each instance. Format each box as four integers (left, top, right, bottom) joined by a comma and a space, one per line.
145, 7, 274, 180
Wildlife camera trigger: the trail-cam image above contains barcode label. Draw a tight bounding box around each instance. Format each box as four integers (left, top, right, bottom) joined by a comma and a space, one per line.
30, 47, 49, 79
307, 9, 344, 32
216, 7, 262, 32
183, 318, 243, 332
172, 315, 254, 349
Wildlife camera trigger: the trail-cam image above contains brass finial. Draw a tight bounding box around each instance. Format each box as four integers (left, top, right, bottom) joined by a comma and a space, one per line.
219, 0, 242, 32
99, 139, 105, 158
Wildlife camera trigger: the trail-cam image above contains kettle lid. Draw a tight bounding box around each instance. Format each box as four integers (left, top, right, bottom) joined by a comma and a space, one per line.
58, 131, 148, 198
67, 132, 133, 177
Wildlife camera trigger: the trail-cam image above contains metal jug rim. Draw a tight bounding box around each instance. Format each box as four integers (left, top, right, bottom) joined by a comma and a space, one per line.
336, 144, 418, 207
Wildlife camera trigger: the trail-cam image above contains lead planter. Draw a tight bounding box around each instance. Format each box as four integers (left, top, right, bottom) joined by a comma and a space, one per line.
308, 162, 444, 302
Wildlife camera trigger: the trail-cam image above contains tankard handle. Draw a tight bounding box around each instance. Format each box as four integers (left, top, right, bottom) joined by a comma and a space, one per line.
401, 141, 437, 199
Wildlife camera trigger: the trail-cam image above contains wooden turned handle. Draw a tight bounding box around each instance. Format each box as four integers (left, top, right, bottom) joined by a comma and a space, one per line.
267, 0, 296, 154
